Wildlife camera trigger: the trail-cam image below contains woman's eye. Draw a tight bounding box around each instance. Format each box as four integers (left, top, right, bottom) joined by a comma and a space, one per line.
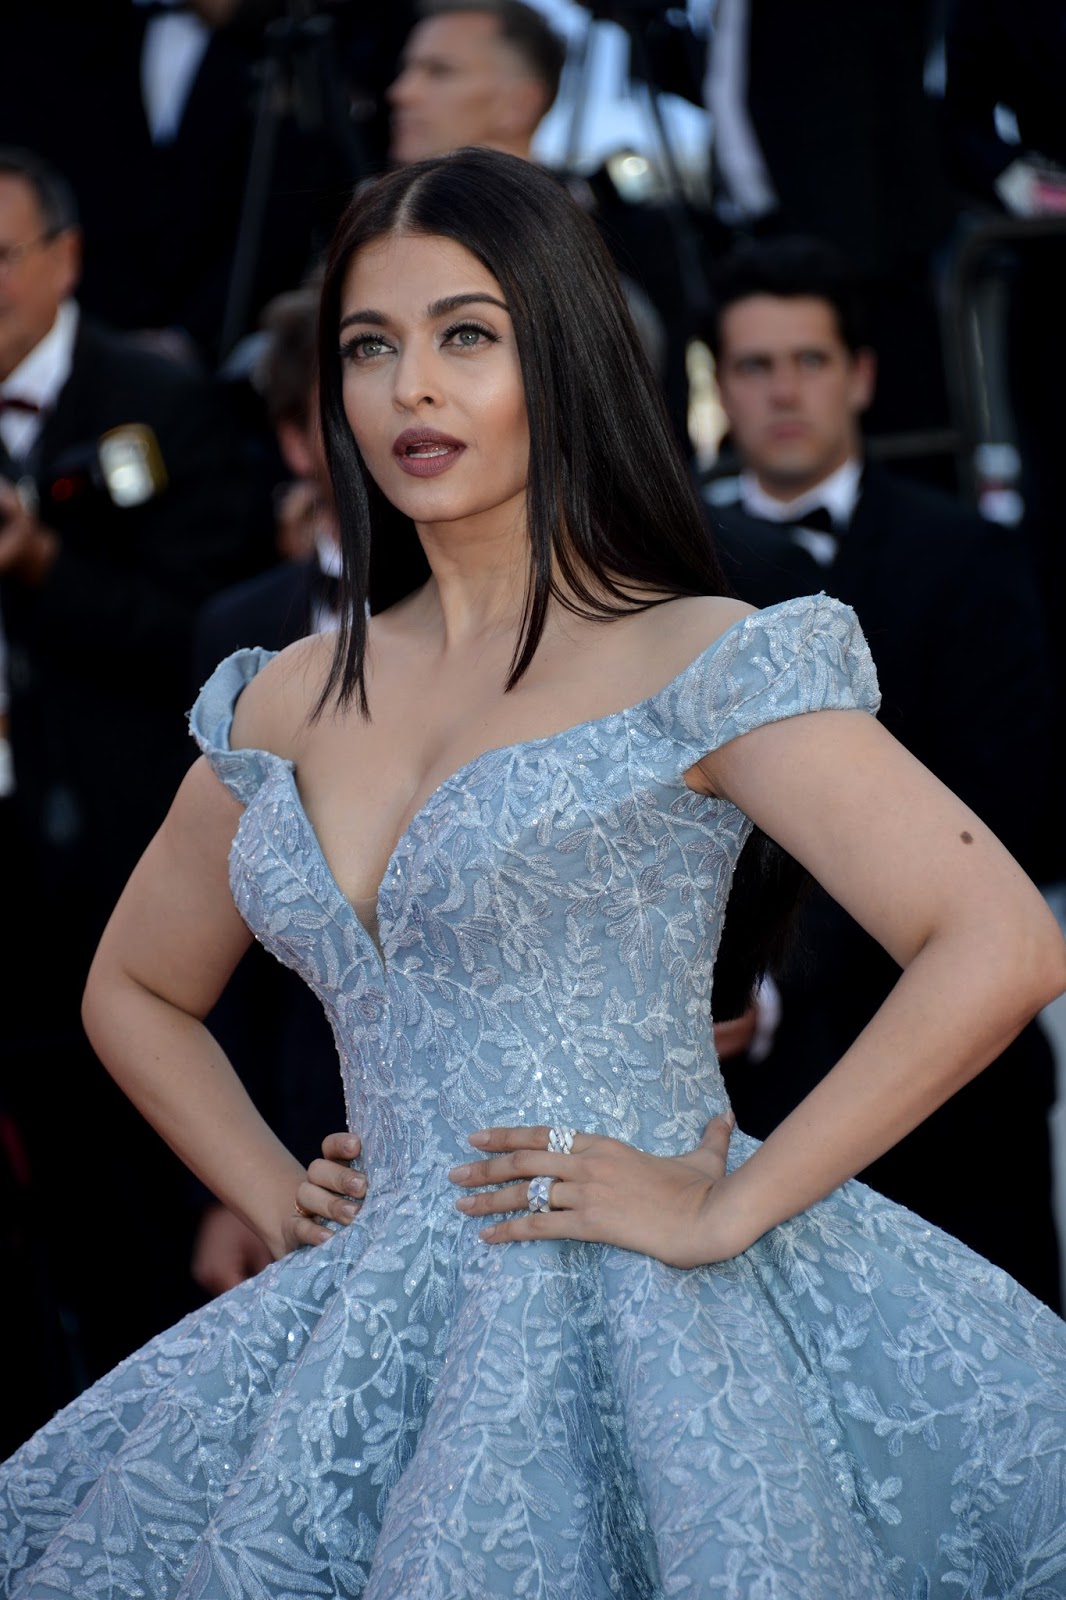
342, 334, 391, 362
442, 322, 497, 350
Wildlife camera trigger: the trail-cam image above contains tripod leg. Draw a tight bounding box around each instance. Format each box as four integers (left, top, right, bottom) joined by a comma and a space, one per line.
219, 54, 286, 361
563, 19, 595, 175
627, 27, 711, 323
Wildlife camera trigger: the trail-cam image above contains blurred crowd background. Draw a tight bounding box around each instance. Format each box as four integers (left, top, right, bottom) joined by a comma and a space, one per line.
1, 0, 1064, 1455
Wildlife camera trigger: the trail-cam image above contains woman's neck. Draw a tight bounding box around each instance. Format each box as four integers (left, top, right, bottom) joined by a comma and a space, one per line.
409, 500, 534, 649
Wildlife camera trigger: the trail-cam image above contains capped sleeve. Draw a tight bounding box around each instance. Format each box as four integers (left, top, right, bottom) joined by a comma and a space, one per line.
187, 647, 292, 807
669, 594, 880, 761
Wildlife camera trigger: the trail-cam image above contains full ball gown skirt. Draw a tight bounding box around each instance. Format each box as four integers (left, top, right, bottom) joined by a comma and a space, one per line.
2, 595, 1065, 1600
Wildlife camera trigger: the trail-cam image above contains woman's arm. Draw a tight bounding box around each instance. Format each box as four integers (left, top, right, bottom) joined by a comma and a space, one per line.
449, 709, 1066, 1263
82, 757, 334, 1258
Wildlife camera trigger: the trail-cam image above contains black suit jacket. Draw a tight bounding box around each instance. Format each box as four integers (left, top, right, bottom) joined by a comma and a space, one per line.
710, 467, 1061, 1308
742, 1, 955, 276
193, 558, 318, 686
644, 2, 954, 277
1, 318, 268, 954
943, 0, 1066, 201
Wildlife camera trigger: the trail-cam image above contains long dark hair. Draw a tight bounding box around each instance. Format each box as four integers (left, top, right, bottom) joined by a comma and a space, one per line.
316, 147, 802, 1016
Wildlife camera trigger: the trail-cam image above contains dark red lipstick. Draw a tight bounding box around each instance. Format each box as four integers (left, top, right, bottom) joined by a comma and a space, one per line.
392, 426, 467, 478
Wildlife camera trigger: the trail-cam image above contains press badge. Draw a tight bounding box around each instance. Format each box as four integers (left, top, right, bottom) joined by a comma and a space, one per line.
97, 425, 168, 508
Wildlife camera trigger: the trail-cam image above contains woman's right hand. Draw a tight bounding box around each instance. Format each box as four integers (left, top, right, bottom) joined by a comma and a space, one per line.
280, 1132, 367, 1253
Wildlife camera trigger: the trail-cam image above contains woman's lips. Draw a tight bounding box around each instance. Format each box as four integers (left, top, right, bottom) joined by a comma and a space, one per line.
392, 428, 467, 479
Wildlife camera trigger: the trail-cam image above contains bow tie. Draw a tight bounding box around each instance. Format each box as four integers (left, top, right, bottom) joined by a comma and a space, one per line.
742, 504, 842, 569
0, 395, 41, 415
792, 504, 836, 533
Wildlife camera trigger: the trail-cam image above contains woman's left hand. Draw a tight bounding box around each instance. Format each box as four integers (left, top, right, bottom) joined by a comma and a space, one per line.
448, 1110, 740, 1268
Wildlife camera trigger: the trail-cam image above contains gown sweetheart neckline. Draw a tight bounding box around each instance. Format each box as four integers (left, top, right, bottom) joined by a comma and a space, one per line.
237, 594, 819, 971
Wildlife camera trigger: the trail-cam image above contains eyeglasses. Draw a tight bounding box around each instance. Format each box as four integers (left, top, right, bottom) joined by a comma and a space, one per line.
0, 233, 59, 278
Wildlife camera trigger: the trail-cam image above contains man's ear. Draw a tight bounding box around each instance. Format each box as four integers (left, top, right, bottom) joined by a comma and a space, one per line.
495, 76, 547, 143
54, 228, 82, 301
851, 346, 877, 415
277, 419, 316, 481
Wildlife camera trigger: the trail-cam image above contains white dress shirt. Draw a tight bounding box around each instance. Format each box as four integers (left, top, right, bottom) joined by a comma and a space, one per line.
136, 0, 210, 145
0, 299, 79, 463
311, 529, 344, 636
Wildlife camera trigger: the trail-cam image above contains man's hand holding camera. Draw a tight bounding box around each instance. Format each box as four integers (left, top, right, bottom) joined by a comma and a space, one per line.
0, 478, 58, 585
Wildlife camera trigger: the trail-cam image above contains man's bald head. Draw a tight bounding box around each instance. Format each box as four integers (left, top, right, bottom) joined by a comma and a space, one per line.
387, 1, 565, 165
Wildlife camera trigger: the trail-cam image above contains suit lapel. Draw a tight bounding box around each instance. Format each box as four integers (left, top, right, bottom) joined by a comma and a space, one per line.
825, 469, 879, 602
0, 433, 19, 482
32, 321, 103, 473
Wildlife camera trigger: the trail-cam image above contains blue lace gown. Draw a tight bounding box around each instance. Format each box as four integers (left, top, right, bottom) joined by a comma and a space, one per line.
3, 594, 1065, 1600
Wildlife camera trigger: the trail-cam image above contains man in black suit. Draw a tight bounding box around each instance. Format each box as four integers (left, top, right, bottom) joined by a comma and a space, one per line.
0, 147, 268, 1402
705, 236, 1062, 1309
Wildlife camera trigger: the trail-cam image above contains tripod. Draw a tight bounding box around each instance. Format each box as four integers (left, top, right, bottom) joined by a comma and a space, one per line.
562, 5, 711, 324
219, 2, 373, 361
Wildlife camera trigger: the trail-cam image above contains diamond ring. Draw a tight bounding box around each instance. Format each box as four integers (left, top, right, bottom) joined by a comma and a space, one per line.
527, 1175, 556, 1213
547, 1126, 576, 1155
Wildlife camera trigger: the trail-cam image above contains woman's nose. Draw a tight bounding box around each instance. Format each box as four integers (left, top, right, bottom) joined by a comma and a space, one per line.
392, 342, 441, 411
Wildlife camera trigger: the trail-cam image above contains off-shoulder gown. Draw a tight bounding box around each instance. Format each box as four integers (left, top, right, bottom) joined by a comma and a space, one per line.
2, 596, 1065, 1599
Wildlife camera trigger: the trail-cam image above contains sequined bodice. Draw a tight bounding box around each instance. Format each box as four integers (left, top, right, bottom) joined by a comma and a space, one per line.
193, 595, 879, 1194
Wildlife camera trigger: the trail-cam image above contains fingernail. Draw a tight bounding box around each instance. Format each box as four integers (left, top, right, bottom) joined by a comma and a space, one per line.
468, 1131, 491, 1148
479, 1226, 497, 1241
455, 1196, 475, 1212
339, 1202, 358, 1221
726, 1109, 736, 1129
449, 1163, 473, 1180
344, 1136, 360, 1155
348, 1175, 366, 1195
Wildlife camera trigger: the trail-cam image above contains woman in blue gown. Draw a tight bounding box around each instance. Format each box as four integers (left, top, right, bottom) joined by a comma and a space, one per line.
2, 148, 1065, 1599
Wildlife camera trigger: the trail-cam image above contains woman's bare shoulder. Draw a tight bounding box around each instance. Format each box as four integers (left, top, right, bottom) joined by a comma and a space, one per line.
659, 594, 756, 641
228, 632, 337, 760
631, 594, 757, 681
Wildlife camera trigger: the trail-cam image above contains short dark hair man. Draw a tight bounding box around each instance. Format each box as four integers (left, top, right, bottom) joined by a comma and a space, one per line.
388, 0, 565, 166
708, 237, 875, 514
706, 236, 1061, 1310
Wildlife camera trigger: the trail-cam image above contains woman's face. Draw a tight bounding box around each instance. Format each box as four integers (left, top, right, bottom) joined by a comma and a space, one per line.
339, 232, 529, 540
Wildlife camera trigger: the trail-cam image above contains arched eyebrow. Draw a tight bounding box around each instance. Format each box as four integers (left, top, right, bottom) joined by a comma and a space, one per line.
339, 293, 509, 332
